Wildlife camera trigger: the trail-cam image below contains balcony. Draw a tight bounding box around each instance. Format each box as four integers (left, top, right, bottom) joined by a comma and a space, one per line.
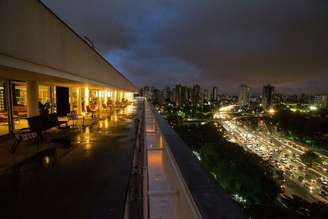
143, 101, 244, 219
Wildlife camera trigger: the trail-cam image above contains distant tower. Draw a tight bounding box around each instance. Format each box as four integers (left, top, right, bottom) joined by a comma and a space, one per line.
192, 84, 201, 106
238, 84, 250, 107
314, 95, 328, 109
203, 89, 209, 102
175, 84, 182, 107
175, 84, 187, 107
262, 84, 275, 109
162, 86, 171, 102
171, 87, 176, 103
212, 87, 218, 102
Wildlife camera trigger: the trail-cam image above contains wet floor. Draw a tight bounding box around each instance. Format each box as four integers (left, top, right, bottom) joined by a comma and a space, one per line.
0, 102, 141, 219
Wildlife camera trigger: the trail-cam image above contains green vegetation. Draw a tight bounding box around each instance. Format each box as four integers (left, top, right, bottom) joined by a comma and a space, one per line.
160, 102, 214, 126
300, 151, 322, 167
266, 110, 328, 151
175, 123, 281, 207
162, 104, 328, 218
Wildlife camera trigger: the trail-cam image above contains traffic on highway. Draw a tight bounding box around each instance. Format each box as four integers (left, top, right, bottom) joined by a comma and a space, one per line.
214, 105, 328, 203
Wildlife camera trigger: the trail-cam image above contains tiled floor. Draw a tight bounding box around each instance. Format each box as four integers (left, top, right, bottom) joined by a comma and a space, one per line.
0, 103, 140, 219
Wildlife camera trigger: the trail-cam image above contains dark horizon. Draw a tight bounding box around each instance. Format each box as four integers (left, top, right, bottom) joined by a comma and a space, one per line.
42, 0, 328, 94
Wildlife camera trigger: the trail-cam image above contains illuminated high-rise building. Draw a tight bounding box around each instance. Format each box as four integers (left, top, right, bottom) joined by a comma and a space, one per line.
212, 87, 218, 102
192, 84, 201, 106
238, 84, 250, 107
314, 95, 328, 109
262, 84, 275, 109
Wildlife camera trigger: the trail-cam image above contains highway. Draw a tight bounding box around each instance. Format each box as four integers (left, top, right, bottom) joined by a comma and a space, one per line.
214, 105, 328, 203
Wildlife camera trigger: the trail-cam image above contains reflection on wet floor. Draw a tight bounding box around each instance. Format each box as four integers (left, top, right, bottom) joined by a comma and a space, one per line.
12, 105, 137, 171
0, 102, 139, 219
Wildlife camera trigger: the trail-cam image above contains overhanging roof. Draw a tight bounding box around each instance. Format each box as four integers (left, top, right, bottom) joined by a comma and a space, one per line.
0, 0, 137, 92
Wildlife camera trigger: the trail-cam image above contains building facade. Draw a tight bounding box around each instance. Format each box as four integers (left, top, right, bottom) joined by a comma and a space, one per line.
212, 86, 218, 102
0, 0, 135, 136
238, 84, 250, 107
314, 95, 328, 109
262, 84, 275, 109
192, 84, 201, 106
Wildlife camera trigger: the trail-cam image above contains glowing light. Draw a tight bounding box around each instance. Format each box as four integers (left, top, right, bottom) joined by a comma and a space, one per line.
309, 105, 318, 111
192, 151, 201, 160
219, 105, 236, 112
290, 108, 297, 112
268, 108, 276, 115
84, 87, 89, 109
43, 156, 50, 166
148, 151, 162, 167
159, 135, 164, 148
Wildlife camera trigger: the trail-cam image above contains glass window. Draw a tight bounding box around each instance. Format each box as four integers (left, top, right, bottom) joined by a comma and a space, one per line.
13, 82, 28, 131
0, 81, 9, 136
70, 88, 78, 112
39, 85, 50, 104
39, 85, 51, 114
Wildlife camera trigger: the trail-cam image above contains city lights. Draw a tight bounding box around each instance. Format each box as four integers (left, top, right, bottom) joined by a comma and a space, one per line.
268, 108, 276, 115
309, 105, 318, 111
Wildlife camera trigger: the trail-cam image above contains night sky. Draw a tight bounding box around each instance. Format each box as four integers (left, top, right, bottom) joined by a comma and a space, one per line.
43, 0, 328, 94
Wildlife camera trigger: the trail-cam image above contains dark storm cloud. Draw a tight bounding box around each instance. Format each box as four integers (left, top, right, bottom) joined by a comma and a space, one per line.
43, 0, 328, 93
42, 0, 146, 50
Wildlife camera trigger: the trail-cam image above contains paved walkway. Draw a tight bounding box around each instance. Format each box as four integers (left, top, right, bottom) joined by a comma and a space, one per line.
0, 118, 97, 173
0, 102, 140, 219
144, 103, 177, 219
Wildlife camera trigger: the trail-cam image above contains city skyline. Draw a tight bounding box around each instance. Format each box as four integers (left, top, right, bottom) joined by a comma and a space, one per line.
42, 0, 328, 94
141, 83, 328, 97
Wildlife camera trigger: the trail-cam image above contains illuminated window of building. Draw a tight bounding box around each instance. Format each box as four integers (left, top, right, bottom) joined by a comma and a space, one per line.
70, 88, 79, 112
39, 85, 50, 104
13, 81, 28, 130
0, 81, 9, 136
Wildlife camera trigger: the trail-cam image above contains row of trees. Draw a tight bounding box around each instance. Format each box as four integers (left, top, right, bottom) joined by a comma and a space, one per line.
175, 123, 281, 206
267, 110, 328, 151
173, 122, 328, 218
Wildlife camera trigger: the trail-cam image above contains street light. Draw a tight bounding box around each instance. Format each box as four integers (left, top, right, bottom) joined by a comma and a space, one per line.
309, 105, 318, 111
268, 108, 276, 115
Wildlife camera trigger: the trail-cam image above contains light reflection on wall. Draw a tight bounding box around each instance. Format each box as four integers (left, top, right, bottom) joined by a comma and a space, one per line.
146, 124, 156, 133
148, 151, 163, 167
159, 135, 164, 148
84, 87, 89, 111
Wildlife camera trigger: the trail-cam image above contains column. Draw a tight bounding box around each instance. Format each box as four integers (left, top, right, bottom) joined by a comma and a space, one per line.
117, 90, 122, 102
97, 90, 101, 112
5, 81, 14, 133
50, 85, 55, 113
113, 90, 117, 104
69, 87, 73, 111
84, 87, 89, 112
26, 81, 39, 117
77, 88, 82, 114
104, 90, 108, 107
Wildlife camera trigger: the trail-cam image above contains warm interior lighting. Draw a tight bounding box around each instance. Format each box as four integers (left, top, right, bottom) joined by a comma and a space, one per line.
84, 87, 89, 109
148, 151, 162, 167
